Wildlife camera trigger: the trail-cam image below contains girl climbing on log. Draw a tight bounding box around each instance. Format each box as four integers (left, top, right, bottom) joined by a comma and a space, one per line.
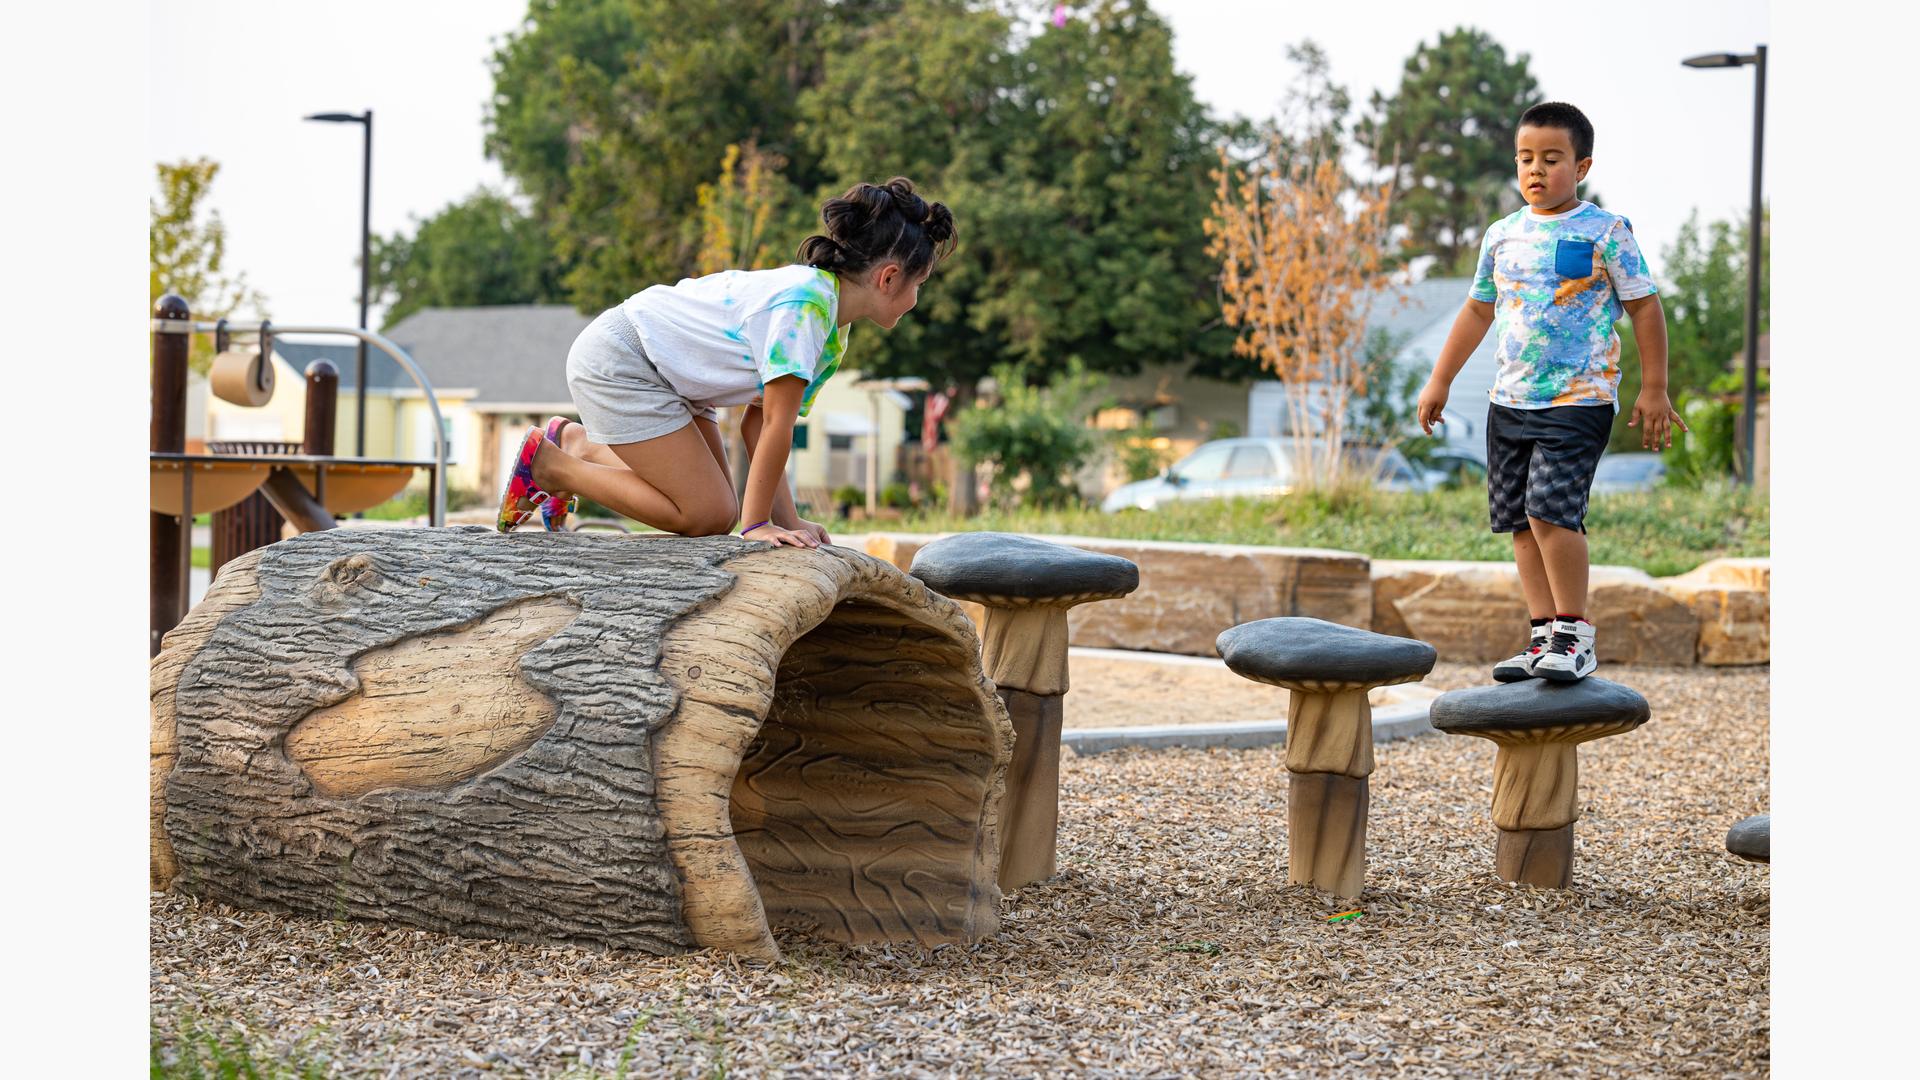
496, 177, 955, 547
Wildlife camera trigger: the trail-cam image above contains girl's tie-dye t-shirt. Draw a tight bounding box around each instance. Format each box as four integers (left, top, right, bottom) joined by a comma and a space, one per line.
621, 264, 849, 417
1469, 201, 1657, 409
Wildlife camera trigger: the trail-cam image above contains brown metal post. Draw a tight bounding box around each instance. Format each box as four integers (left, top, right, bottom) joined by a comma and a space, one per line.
303, 359, 339, 456
152, 294, 190, 657
302, 359, 341, 518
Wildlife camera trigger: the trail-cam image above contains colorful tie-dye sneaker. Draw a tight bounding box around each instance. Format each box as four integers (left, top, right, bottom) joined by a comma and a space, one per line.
496, 425, 561, 533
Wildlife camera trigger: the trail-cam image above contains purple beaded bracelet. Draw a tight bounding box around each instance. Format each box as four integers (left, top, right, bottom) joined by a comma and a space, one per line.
740, 520, 771, 536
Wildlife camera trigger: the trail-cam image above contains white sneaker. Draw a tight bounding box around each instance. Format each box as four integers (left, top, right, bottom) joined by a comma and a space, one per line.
1533, 617, 1597, 682
1492, 624, 1549, 682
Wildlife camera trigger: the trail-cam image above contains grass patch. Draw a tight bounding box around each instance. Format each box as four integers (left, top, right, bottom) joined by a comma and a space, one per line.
191, 546, 210, 570
836, 480, 1767, 577
151, 1008, 338, 1079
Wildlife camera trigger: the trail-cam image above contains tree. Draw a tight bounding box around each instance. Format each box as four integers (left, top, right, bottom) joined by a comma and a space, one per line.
481, 1, 900, 309
1608, 207, 1769, 457
1206, 46, 1397, 490
150, 159, 267, 372
800, 0, 1233, 510
370, 188, 562, 327
693, 143, 808, 277
1360, 27, 1541, 275
1660, 208, 1770, 395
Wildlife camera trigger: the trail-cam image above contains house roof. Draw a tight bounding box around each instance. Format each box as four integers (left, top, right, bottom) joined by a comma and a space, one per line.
379, 305, 594, 405
1367, 277, 1472, 347
271, 340, 411, 392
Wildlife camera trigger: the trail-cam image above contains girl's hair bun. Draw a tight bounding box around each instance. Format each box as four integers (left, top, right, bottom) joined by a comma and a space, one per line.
794, 234, 852, 273
798, 176, 956, 280
923, 202, 955, 245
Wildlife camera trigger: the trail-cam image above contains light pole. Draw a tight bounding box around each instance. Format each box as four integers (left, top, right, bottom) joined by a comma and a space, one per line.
304, 109, 373, 458
1682, 47, 1766, 487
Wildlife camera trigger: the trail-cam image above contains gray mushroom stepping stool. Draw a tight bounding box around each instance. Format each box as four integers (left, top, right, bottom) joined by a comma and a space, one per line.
1725, 814, 1769, 864
1215, 618, 1436, 899
1430, 678, 1650, 888
910, 533, 1139, 891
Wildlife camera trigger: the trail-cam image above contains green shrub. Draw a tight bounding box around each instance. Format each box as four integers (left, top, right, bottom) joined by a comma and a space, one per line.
950, 361, 1105, 509
1114, 425, 1177, 483
1662, 395, 1739, 488
881, 483, 914, 509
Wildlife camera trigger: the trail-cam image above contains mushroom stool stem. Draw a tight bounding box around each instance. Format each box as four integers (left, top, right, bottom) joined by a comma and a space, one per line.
1286, 771, 1369, 898
1284, 686, 1378, 896
1495, 825, 1575, 888
995, 680, 1065, 889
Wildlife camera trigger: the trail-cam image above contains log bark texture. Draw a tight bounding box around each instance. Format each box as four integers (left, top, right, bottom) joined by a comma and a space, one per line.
151, 527, 1011, 959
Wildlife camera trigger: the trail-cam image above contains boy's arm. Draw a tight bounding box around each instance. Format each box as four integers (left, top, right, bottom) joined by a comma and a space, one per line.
737, 377, 820, 548
1621, 294, 1689, 450
1416, 299, 1495, 434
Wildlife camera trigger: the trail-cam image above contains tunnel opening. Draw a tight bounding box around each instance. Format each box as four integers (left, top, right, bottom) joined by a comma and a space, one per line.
729, 597, 1005, 946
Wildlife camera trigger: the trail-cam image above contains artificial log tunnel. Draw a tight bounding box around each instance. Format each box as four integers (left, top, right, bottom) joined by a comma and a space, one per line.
150, 528, 1013, 961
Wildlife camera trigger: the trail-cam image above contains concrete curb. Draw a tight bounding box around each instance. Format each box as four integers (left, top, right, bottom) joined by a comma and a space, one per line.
1064, 698, 1435, 756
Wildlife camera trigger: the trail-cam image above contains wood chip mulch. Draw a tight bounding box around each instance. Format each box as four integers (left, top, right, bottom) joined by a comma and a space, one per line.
151, 662, 1768, 1077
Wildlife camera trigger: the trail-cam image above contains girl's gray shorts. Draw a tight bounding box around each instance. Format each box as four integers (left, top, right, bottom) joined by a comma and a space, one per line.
565, 308, 717, 445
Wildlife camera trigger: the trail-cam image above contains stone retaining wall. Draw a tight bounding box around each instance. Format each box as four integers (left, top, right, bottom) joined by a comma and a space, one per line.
865, 533, 1768, 666
866, 534, 1371, 657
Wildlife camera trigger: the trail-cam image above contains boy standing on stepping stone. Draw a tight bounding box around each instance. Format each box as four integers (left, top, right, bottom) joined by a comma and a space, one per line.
1416, 101, 1687, 683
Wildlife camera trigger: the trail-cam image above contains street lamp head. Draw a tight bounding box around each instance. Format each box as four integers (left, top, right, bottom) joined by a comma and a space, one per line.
1682, 52, 1753, 69
304, 111, 367, 124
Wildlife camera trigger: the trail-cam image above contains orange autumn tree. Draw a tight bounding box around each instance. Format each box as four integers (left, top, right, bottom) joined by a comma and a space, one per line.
1205, 132, 1395, 490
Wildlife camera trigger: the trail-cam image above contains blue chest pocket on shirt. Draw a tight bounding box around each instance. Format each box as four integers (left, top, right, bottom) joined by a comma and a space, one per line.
1555, 238, 1596, 278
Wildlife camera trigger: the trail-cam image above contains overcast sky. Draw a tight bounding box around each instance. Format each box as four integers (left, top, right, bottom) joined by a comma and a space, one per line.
148, 0, 1769, 336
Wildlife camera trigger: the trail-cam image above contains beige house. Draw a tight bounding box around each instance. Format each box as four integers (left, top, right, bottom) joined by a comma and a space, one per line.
200, 306, 911, 514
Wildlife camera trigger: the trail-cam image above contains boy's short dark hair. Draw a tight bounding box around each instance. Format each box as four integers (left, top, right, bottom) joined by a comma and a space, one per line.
1519, 101, 1594, 160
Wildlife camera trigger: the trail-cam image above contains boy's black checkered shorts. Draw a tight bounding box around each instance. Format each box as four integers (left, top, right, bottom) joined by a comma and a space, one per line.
1485, 402, 1614, 534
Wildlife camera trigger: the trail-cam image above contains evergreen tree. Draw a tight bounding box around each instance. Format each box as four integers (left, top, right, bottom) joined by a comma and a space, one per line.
1360, 27, 1541, 275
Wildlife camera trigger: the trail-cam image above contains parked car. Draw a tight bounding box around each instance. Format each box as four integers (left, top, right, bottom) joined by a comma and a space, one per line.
1100, 438, 1427, 512
1590, 451, 1668, 494
1419, 446, 1489, 489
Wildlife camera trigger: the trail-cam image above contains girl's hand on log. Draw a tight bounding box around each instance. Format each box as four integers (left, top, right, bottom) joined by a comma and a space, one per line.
744, 522, 819, 548
783, 517, 832, 546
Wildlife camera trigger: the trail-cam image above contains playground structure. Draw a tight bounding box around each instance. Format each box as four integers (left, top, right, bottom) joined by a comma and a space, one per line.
151, 529, 1011, 960
144, 295, 1709, 961
149, 294, 448, 656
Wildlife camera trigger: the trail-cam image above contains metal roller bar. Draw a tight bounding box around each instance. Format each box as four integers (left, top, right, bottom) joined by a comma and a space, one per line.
153, 320, 447, 525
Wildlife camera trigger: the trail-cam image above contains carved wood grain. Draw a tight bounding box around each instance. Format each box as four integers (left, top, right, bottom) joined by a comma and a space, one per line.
284, 596, 581, 797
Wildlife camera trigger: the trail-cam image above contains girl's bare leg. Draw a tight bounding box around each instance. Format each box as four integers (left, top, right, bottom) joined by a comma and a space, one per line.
530, 420, 737, 536
549, 415, 730, 481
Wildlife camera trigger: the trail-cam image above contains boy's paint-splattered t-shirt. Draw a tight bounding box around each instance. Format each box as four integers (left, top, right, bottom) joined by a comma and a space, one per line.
621, 264, 849, 417
1468, 201, 1657, 409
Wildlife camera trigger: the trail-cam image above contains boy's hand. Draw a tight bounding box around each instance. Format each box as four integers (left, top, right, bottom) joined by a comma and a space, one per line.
1629, 388, 1690, 451
1416, 380, 1450, 435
